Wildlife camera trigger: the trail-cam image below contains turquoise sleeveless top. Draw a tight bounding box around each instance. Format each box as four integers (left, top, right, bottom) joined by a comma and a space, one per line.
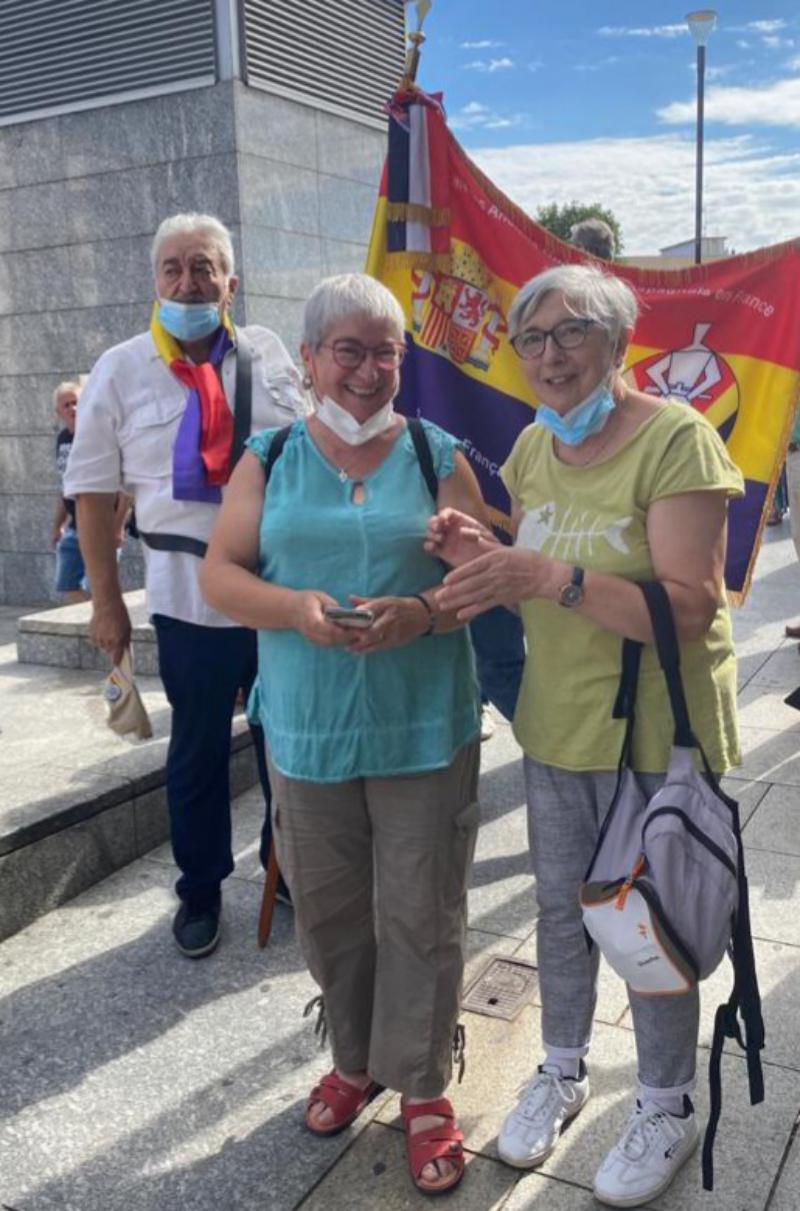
246, 419, 479, 782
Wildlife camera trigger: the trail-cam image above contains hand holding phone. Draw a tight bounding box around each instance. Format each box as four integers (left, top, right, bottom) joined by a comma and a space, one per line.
323, 606, 375, 629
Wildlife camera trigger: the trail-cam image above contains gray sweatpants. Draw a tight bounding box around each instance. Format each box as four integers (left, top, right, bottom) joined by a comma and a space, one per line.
269, 740, 481, 1099
524, 756, 699, 1095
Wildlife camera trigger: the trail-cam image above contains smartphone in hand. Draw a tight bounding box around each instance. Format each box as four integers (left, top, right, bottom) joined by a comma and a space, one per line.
323, 606, 375, 629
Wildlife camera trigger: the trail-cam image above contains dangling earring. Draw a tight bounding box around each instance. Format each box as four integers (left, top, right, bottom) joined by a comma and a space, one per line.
302, 372, 313, 390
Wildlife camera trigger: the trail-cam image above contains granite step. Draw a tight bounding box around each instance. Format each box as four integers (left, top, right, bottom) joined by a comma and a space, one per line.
16, 588, 159, 674
1, 601, 260, 942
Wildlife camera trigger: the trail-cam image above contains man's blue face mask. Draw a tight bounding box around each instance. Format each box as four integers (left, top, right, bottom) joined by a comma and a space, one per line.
157, 299, 222, 342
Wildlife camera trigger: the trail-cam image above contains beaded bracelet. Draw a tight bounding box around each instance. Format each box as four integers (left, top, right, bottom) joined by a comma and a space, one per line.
410, 592, 435, 636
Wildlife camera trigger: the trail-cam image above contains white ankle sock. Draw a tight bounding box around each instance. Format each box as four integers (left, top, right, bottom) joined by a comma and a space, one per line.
542, 1055, 582, 1080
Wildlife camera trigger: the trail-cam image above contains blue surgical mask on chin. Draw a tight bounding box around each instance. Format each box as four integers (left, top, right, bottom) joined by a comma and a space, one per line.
157, 298, 222, 342
535, 380, 616, 446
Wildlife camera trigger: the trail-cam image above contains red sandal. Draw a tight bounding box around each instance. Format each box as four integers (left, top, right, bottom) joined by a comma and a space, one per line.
304, 1070, 383, 1137
400, 1097, 465, 1195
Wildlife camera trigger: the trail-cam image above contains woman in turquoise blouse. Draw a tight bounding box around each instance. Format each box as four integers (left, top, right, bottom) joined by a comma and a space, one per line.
201, 273, 487, 1196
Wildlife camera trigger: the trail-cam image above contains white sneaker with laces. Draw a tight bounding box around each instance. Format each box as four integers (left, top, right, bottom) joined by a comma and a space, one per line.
593, 1098, 699, 1207
497, 1064, 589, 1168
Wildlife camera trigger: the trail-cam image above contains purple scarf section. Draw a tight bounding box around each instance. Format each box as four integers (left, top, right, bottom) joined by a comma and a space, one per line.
171, 327, 232, 503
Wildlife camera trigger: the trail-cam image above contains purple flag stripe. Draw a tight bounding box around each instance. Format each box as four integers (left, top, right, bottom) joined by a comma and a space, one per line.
397, 341, 534, 515
727, 480, 768, 595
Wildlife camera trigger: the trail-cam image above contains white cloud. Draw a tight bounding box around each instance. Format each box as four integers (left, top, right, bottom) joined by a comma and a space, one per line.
460, 40, 504, 49
658, 77, 800, 128
762, 35, 795, 49
463, 56, 515, 72
449, 101, 525, 131
598, 24, 686, 38
528, 59, 544, 72
737, 39, 751, 49
466, 132, 800, 254
787, 54, 800, 69
743, 19, 787, 34
575, 56, 620, 72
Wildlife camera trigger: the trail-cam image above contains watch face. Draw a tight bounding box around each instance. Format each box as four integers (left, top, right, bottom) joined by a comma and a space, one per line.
559, 582, 584, 608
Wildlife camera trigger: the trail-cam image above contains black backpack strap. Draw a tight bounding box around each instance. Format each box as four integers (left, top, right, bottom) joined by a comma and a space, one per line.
637, 581, 696, 748
138, 531, 208, 558
407, 416, 439, 502
264, 424, 293, 485
230, 333, 253, 474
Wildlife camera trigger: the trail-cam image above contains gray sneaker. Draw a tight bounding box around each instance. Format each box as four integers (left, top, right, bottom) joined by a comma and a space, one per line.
497, 1063, 590, 1168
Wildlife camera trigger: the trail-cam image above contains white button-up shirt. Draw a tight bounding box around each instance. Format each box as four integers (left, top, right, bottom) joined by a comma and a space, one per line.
65, 325, 307, 627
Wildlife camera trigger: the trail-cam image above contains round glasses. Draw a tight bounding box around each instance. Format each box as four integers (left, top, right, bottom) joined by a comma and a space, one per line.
320, 339, 407, 370
511, 318, 596, 360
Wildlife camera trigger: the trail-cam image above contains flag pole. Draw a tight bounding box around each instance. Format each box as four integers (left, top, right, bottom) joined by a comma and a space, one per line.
404, 0, 433, 85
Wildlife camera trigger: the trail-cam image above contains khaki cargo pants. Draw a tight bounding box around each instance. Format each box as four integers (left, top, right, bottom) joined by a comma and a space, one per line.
269, 740, 480, 1099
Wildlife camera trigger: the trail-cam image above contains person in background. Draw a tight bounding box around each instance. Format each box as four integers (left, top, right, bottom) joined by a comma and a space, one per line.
570, 218, 616, 262
52, 382, 130, 603
201, 273, 486, 1197
427, 264, 743, 1208
52, 382, 90, 604
64, 212, 305, 959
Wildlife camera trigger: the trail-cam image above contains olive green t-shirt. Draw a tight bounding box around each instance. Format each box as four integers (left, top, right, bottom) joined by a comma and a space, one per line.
500, 401, 745, 774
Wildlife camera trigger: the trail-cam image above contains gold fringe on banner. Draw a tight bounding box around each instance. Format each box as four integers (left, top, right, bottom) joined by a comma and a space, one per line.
386, 201, 451, 227
384, 249, 453, 272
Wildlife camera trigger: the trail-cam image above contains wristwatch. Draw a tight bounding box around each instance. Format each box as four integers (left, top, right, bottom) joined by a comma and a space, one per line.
557, 566, 585, 609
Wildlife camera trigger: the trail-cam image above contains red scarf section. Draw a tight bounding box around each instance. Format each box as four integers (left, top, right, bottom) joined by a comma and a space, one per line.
169, 359, 234, 487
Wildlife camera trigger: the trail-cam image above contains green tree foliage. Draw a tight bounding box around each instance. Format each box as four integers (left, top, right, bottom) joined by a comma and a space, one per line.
535, 202, 623, 256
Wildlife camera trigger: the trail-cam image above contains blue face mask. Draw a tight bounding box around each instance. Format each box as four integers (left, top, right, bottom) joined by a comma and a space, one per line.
157, 299, 222, 342
535, 381, 616, 446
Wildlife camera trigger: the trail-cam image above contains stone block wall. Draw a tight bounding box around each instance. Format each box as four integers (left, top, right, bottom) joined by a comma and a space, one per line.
0, 80, 385, 605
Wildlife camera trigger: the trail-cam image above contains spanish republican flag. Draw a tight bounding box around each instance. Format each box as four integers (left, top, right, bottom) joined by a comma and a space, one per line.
366, 87, 800, 600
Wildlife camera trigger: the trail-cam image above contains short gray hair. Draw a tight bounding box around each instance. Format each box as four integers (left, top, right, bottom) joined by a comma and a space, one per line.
53, 380, 81, 404
151, 212, 235, 277
508, 264, 638, 345
303, 274, 405, 347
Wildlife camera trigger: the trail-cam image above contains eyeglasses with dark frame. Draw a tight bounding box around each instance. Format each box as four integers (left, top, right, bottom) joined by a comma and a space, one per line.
511, 318, 597, 360
319, 339, 407, 370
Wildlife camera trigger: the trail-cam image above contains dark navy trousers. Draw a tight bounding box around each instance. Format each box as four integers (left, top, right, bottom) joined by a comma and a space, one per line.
153, 615, 272, 908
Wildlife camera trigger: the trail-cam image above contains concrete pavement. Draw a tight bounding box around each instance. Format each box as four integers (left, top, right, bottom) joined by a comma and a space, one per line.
2, 524, 800, 1210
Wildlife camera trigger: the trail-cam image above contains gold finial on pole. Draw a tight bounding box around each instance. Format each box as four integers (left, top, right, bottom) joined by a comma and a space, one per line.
404, 0, 433, 84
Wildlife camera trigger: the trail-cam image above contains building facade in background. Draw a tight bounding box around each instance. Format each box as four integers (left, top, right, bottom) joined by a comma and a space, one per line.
0, 0, 404, 604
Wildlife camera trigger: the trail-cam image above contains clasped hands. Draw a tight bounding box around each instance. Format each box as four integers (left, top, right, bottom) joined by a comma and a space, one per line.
425, 508, 552, 620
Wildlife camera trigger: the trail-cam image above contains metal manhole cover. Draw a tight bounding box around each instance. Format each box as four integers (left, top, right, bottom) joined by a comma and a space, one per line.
462, 957, 538, 1021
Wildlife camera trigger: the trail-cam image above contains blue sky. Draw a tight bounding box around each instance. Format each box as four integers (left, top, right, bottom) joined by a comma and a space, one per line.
410, 2, 800, 253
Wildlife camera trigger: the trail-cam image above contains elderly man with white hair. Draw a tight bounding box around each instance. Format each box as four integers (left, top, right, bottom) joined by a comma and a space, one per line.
65, 212, 306, 958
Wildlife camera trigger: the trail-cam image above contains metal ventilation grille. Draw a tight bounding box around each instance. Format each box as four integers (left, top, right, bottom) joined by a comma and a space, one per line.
0, 0, 216, 122
242, 0, 406, 126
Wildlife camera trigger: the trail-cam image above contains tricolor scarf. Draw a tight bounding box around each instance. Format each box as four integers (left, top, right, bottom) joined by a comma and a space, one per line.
150, 302, 237, 503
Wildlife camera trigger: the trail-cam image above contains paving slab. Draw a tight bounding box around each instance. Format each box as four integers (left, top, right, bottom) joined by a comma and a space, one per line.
742, 780, 800, 857
502, 1174, 600, 1209
770, 1128, 800, 1211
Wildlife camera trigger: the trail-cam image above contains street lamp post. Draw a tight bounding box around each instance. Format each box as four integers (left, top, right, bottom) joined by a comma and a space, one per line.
687, 10, 717, 265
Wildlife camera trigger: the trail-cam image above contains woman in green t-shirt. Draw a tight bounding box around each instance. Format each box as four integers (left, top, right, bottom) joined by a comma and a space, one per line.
427, 264, 744, 1209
